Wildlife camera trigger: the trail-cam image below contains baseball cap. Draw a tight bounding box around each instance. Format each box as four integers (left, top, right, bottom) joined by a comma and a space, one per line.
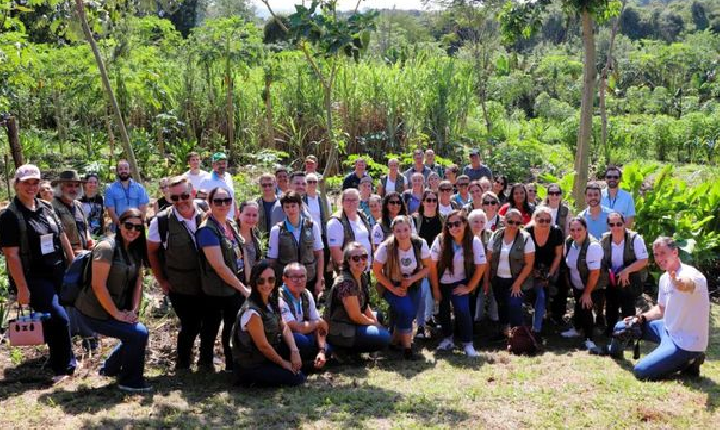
14, 164, 41, 182
212, 152, 227, 162
469, 148, 480, 156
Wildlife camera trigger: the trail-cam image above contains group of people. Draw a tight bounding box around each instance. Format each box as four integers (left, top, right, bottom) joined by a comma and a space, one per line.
0, 147, 709, 391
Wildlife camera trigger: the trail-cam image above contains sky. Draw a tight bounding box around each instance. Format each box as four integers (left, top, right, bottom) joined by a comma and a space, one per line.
252, 0, 429, 12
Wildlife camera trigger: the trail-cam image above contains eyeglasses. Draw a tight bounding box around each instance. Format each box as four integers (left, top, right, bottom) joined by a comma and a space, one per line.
344, 198, 359, 203
447, 220, 464, 228
605, 175, 619, 179
286, 275, 307, 282
350, 253, 369, 263
439, 188, 452, 192
548, 191, 562, 196
388, 200, 402, 205
569, 228, 584, 233
170, 193, 191, 202
123, 221, 144, 232
506, 220, 522, 226
261, 183, 274, 188
212, 197, 233, 206
482, 200, 498, 206
257, 276, 276, 286
608, 222, 624, 227
536, 218, 551, 224
424, 198, 438, 203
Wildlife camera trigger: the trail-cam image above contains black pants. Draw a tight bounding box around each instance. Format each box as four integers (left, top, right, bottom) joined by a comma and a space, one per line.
200, 293, 243, 371
572, 288, 603, 340
550, 265, 569, 322
604, 286, 638, 337
169, 292, 206, 370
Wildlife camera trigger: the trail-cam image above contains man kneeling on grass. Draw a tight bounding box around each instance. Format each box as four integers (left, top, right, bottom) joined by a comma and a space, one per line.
603, 237, 709, 380
280, 263, 330, 370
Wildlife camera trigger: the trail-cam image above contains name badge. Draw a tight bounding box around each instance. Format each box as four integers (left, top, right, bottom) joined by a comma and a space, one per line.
40, 233, 54, 255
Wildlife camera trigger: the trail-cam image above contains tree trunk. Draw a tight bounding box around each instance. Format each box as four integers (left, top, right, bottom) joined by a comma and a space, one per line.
320, 85, 335, 202
224, 40, 234, 155
264, 75, 275, 149
74, 0, 142, 184
599, 1, 625, 165
52, 88, 66, 153
573, 10, 597, 212
4, 116, 23, 168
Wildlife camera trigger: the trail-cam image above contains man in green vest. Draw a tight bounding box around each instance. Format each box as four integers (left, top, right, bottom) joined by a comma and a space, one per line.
147, 176, 206, 371
280, 263, 329, 370
51, 170, 93, 254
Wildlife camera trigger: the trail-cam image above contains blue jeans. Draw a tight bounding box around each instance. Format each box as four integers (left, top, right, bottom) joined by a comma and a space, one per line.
292, 332, 332, 360
613, 319, 704, 380
27, 273, 77, 376
416, 277, 434, 327
352, 324, 391, 352
439, 282, 473, 343
493, 277, 524, 328
384, 285, 420, 334
82, 315, 149, 388
532, 281, 546, 332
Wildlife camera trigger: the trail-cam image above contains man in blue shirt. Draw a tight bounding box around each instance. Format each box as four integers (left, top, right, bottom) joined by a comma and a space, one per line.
342, 157, 369, 190
579, 182, 612, 240
105, 159, 149, 228
601, 165, 637, 228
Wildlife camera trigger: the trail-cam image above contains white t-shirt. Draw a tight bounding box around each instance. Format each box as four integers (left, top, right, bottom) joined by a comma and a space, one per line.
438, 203, 454, 217
549, 207, 558, 226
198, 172, 235, 220
371, 222, 417, 246
385, 178, 396, 193
657, 263, 709, 352
610, 235, 649, 271
487, 235, 536, 279
430, 236, 487, 284
374, 239, 431, 276
239, 303, 276, 331
486, 214, 499, 231
566, 241, 603, 289
267, 219, 324, 259
327, 215, 372, 266
184, 169, 209, 192
280, 294, 320, 323
305, 195, 328, 228
147, 208, 200, 243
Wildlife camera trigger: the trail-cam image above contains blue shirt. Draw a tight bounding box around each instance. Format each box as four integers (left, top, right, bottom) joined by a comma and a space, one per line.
601, 188, 636, 217
579, 206, 612, 240
104, 179, 150, 220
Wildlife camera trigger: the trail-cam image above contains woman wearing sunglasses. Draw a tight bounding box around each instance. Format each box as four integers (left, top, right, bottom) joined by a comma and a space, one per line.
430, 210, 487, 357
326, 242, 390, 356
480, 191, 502, 232
413, 189, 444, 338
486, 209, 535, 339
599, 212, 648, 338
437, 180, 459, 216
76, 208, 150, 392
196, 187, 251, 372
525, 206, 563, 339
561, 217, 607, 352
542, 183, 571, 237
498, 183, 534, 226
372, 191, 407, 252
231, 259, 305, 387
492, 175, 508, 205
237, 201, 264, 284
373, 216, 431, 359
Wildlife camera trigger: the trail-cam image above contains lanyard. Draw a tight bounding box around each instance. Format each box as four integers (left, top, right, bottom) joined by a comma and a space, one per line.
284, 217, 304, 251
282, 285, 302, 318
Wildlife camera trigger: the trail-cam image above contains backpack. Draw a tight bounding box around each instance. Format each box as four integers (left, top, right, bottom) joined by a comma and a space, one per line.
60, 238, 114, 307
506, 326, 540, 356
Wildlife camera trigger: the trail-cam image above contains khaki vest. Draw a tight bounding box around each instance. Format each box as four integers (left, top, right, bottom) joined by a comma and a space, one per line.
52, 198, 88, 251
161, 208, 202, 296
325, 271, 370, 347
231, 298, 282, 369
490, 228, 533, 290
198, 216, 243, 297
276, 218, 317, 282
256, 196, 275, 235
565, 236, 608, 290
331, 210, 371, 251
600, 230, 648, 295
380, 174, 406, 196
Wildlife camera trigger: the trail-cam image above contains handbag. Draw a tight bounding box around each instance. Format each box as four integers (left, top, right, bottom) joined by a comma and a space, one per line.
8, 307, 49, 346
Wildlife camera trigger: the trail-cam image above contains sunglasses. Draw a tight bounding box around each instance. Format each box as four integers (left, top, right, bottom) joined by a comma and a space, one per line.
506, 220, 522, 226
439, 188, 452, 192
123, 221, 144, 232
424, 198, 438, 203
286, 275, 307, 282
212, 197, 233, 206
548, 191, 562, 196
261, 183, 274, 188
170, 193, 191, 202
257, 276, 276, 286
482, 200, 498, 206
350, 253, 369, 263
536, 218, 551, 224
447, 220, 464, 228
605, 175, 619, 179
569, 228, 584, 233
388, 200, 402, 205
608, 222, 624, 227
306, 180, 318, 184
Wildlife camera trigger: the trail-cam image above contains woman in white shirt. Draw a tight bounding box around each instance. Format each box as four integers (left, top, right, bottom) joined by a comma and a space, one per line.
430, 210, 487, 357
372, 192, 407, 251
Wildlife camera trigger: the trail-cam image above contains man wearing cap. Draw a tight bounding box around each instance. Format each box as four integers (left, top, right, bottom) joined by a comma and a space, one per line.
105, 159, 150, 229
462, 148, 493, 182
1, 164, 77, 382
342, 157, 369, 190
403, 149, 432, 185
51, 170, 93, 254
199, 152, 237, 221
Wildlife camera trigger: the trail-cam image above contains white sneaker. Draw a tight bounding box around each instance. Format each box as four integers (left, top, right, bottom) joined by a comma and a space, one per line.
463, 343, 480, 358
561, 327, 581, 338
585, 339, 600, 353
436, 337, 455, 351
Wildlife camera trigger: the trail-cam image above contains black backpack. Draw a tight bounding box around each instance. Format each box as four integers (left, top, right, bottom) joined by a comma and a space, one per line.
60, 238, 114, 307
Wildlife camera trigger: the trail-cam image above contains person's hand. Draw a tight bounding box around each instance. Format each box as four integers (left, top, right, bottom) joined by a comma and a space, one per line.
281, 360, 295, 373
482, 280, 489, 295
114, 310, 137, 323
580, 293, 593, 309
618, 269, 630, 287
393, 285, 407, 297
433, 288, 442, 303
400, 278, 413, 289
510, 282, 523, 298
290, 349, 302, 372
158, 279, 171, 295
237, 282, 250, 297
669, 270, 695, 293
316, 319, 328, 336
16, 286, 30, 306
314, 351, 326, 369
452, 284, 470, 296
87, 238, 95, 249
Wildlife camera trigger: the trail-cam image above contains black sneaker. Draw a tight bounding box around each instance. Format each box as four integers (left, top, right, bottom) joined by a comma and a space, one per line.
681, 353, 705, 377
595, 315, 606, 329
119, 383, 152, 393
404, 347, 421, 361
489, 332, 506, 343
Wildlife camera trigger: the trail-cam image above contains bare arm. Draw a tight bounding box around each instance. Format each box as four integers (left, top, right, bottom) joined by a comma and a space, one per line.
138, 204, 147, 224
107, 207, 120, 227
131, 264, 144, 312
2, 247, 29, 304
372, 260, 395, 292
342, 295, 377, 325
467, 262, 486, 292
59, 233, 74, 264
147, 241, 170, 294
330, 246, 343, 268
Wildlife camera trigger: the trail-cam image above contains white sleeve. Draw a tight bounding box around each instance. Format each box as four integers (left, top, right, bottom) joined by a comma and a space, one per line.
633, 235, 649, 260
420, 240, 431, 259
279, 298, 296, 323
374, 242, 389, 264
267, 226, 280, 258
312, 222, 324, 251
372, 224, 385, 245
240, 309, 261, 331
658, 274, 669, 307
307, 294, 321, 321
147, 216, 161, 243
524, 236, 536, 253
586, 243, 603, 270
472, 237, 487, 264
326, 219, 344, 248
486, 236, 495, 252
430, 236, 442, 262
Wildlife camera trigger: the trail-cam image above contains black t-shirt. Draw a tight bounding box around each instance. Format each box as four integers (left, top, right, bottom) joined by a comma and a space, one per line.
342, 172, 365, 190
157, 197, 172, 212
417, 215, 443, 248
80, 194, 104, 236
0, 197, 66, 273
526, 225, 563, 270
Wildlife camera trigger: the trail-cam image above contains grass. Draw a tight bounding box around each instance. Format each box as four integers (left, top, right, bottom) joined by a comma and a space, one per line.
1, 305, 718, 429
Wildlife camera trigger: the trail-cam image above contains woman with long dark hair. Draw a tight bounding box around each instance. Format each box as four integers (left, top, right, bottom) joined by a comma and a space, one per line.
237, 200, 264, 284
231, 259, 305, 387
493, 175, 508, 205
76, 208, 150, 392
413, 189, 443, 338
499, 183, 533, 225
430, 210, 486, 357
372, 191, 407, 251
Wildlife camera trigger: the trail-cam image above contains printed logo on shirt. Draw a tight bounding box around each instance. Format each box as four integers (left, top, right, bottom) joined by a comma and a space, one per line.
400, 257, 412, 266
